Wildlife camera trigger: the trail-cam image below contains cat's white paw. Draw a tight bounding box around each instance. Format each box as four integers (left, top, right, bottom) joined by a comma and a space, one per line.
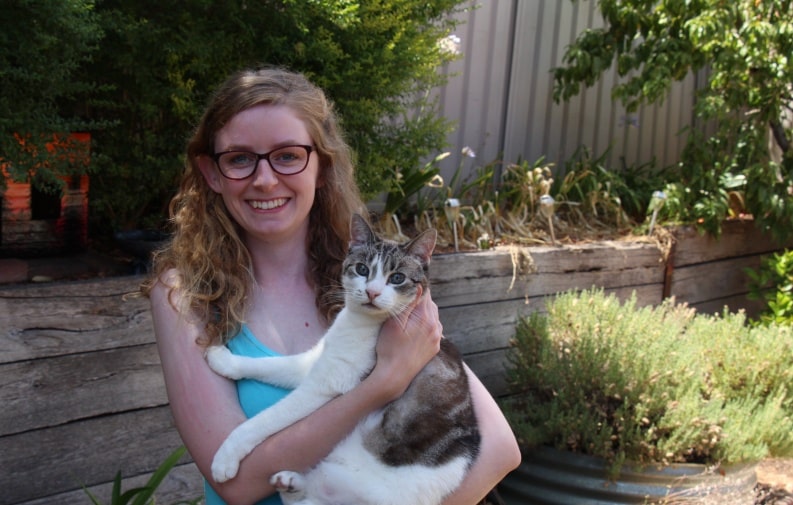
205, 345, 241, 379
211, 443, 243, 483
271, 471, 306, 495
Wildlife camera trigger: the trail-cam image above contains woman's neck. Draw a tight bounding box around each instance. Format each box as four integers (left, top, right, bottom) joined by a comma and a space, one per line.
245, 233, 311, 287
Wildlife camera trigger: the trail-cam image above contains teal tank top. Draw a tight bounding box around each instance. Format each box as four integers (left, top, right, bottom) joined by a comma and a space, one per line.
204, 324, 292, 505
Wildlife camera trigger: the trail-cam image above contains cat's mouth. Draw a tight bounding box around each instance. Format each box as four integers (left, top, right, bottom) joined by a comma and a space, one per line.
360, 301, 385, 312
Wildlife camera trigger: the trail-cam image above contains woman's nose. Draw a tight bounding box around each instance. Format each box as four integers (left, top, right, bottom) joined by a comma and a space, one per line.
251, 159, 279, 188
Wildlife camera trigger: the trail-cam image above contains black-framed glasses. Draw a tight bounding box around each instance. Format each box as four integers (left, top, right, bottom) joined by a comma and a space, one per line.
212, 144, 314, 180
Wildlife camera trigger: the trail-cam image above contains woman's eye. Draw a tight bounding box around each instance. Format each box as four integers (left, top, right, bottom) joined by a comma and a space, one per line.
274, 152, 298, 162
389, 272, 406, 284
228, 153, 255, 166
355, 263, 369, 276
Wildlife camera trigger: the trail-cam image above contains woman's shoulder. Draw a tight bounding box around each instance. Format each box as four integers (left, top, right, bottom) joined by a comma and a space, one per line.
154, 267, 182, 289
148, 268, 185, 303
148, 268, 198, 328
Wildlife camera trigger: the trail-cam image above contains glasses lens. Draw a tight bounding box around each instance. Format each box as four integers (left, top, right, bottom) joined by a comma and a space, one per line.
269, 146, 310, 174
218, 152, 257, 179
216, 146, 310, 179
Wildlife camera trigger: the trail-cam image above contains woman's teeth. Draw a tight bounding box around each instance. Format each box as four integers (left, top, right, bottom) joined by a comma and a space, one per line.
250, 198, 287, 210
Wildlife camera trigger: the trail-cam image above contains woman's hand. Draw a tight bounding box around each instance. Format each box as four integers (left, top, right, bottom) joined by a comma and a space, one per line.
369, 286, 443, 400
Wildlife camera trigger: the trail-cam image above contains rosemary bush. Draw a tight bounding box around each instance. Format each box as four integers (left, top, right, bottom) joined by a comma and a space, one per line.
503, 289, 793, 475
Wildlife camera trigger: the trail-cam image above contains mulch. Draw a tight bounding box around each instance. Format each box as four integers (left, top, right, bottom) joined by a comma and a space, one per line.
756, 484, 793, 505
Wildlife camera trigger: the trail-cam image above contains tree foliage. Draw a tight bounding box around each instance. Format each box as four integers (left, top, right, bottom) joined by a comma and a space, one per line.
3, 0, 466, 233
553, 0, 793, 240
81, 0, 464, 232
0, 0, 103, 188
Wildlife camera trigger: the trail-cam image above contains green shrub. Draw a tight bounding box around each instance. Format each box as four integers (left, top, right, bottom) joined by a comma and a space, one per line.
553, 146, 662, 230
0, 0, 103, 189
747, 248, 793, 326
503, 289, 793, 476
77, 0, 464, 234
552, 0, 793, 242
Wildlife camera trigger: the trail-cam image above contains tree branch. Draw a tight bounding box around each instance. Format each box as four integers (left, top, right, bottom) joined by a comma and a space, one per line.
769, 119, 791, 154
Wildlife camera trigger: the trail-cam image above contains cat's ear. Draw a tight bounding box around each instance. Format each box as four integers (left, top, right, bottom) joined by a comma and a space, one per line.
406, 228, 437, 264
349, 213, 375, 248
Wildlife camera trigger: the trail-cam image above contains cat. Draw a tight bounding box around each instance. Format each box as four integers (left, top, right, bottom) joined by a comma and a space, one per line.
204, 213, 480, 505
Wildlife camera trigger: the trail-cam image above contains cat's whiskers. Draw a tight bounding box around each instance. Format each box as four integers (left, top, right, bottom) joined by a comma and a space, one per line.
390, 300, 411, 317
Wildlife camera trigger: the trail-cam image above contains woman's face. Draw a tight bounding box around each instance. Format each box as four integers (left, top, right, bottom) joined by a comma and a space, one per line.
198, 104, 320, 246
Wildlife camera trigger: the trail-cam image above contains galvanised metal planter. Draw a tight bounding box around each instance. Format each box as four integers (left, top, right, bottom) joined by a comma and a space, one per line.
498, 446, 757, 504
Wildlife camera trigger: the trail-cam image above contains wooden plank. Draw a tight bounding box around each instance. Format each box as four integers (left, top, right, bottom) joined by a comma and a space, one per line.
607, 283, 664, 308
669, 255, 765, 306
431, 242, 664, 307
689, 294, 767, 320
0, 344, 167, 437
433, 265, 662, 307
464, 348, 511, 397
1, 407, 183, 505
18, 463, 204, 505
432, 241, 663, 279
0, 274, 144, 298
442, 299, 535, 355
0, 277, 152, 364
672, 221, 789, 266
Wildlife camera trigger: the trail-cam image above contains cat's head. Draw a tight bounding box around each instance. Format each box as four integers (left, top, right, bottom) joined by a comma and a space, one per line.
341, 214, 437, 318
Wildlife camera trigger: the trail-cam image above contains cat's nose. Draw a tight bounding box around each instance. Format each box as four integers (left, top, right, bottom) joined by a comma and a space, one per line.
366, 289, 380, 302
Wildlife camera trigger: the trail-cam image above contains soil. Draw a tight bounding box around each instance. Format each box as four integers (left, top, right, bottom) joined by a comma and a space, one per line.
756, 459, 793, 504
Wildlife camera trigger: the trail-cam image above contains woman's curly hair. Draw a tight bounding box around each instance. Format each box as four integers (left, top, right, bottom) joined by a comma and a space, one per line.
141, 67, 365, 346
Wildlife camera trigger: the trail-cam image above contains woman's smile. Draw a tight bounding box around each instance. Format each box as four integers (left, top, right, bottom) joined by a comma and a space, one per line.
249, 198, 289, 211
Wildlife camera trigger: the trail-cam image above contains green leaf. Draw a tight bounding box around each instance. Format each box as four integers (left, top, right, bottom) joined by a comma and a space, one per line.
130, 446, 187, 505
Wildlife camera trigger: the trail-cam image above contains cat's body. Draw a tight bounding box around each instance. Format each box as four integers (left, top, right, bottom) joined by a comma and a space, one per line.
205, 214, 480, 505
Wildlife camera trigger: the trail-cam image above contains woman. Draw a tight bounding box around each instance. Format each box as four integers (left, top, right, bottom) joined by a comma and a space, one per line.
143, 67, 520, 505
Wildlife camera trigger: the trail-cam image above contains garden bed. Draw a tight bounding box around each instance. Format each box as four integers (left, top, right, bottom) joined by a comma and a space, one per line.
1, 220, 790, 504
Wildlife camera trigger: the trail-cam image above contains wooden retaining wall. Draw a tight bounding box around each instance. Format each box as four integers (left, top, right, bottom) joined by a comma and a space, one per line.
1, 221, 787, 504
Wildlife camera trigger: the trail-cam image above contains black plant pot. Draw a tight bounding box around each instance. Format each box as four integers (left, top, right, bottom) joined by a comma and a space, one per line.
114, 230, 170, 273
497, 446, 757, 504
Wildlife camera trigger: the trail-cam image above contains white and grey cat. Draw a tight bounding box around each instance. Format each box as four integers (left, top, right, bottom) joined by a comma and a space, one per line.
205, 213, 480, 505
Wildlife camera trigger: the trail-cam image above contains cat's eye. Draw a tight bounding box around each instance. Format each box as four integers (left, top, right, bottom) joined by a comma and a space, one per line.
389, 272, 406, 284
355, 263, 369, 276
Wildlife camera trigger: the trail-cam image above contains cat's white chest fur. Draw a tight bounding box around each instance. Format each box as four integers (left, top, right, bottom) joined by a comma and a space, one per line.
206, 306, 385, 482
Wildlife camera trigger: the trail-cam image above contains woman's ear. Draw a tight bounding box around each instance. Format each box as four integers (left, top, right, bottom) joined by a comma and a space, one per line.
197, 155, 223, 193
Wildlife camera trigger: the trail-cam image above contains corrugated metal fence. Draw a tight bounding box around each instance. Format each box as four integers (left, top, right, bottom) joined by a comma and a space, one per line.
433, 0, 700, 186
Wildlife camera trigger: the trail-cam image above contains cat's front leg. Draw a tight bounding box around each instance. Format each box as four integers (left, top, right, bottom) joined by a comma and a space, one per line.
206, 344, 321, 387
271, 471, 308, 504
205, 345, 246, 380
211, 422, 262, 482
212, 388, 330, 482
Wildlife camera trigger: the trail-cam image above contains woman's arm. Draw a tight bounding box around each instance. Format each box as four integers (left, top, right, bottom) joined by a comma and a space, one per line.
151, 277, 440, 505
442, 366, 522, 504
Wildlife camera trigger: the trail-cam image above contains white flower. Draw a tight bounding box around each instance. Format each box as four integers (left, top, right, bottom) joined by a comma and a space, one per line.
427, 174, 445, 188
461, 146, 476, 158
438, 34, 461, 55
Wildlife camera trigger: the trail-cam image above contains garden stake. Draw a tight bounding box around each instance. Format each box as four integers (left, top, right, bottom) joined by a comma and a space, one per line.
445, 198, 461, 252
647, 190, 667, 235
539, 194, 556, 245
